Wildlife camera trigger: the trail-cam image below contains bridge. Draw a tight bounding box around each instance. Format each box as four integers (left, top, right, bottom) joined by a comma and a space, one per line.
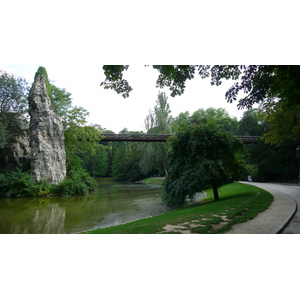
102, 133, 259, 144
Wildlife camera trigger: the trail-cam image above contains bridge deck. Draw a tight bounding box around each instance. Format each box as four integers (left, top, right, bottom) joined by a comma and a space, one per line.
102, 134, 259, 144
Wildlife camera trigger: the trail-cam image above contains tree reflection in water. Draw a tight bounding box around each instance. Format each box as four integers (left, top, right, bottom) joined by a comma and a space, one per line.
3, 204, 66, 234
32, 205, 65, 234
0, 180, 170, 234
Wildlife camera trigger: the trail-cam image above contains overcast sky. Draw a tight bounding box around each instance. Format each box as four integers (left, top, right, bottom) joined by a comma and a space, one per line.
1, 64, 249, 133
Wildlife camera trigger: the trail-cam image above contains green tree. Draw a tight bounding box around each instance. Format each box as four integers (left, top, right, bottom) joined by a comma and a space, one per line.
112, 147, 125, 180
237, 109, 268, 136
79, 144, 108, 178
111, 128, 144, 181
63, 106, 102, 162
261, 99, 300, 146
101, 65, 300, 145
101, 65, 300, 107
237, 108, 299, 182
100, 65, 132, 98
0, 69, 30, 172
0, 69, 30, 149
51, 84, 73, 118
245, 139, 299, 182
140, 92, 173, 175
163, 124, 246, 206
172, 107, 238, 134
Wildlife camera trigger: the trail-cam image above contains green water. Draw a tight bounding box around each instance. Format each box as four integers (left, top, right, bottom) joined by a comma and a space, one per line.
0, 179, 172, 234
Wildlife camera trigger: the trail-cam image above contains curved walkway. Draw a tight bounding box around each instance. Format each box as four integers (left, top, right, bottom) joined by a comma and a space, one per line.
225, 182, 297, 234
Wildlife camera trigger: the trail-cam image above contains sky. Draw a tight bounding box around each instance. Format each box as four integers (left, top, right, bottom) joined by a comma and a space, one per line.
1, 64, 249, 133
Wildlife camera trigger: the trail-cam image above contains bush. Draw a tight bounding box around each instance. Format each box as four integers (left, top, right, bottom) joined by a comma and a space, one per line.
54, 162, 98, 197
0, 156, 98, 198
0, 169, 51, 197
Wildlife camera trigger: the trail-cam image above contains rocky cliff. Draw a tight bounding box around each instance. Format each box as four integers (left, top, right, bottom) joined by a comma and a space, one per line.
28, 72, 66, 184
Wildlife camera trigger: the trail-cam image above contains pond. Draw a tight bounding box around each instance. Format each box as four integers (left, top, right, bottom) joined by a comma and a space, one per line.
0, 179, 174, 234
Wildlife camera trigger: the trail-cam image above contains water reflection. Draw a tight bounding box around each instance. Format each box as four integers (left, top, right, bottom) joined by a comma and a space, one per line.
0, 180, 171, 234
32, 205, 65, 234
0, 201, 66, 234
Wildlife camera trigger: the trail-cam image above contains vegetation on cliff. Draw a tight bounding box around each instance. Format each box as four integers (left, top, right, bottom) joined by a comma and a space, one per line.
0, 66, 99, 197
32, 66, 53, 101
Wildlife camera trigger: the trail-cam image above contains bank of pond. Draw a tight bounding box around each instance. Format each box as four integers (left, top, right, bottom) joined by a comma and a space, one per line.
0, 179, 273, 234
0, 178, 171, 234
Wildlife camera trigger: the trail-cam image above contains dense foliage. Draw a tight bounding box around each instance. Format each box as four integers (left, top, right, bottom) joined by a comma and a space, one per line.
163, 124, 246, 206
0, 169, 51, 197
110, 128, 144, 181
101, 65, 300, 145
172, 107, 239, 134
0, 70, 30, 164
237, 108, 299, 182
0, 74, 30, 173
53, 156, 98, 196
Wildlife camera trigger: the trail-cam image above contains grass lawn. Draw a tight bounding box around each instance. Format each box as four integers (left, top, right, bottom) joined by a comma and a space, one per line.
84, 182, 273, 234
141, 177, 165, 185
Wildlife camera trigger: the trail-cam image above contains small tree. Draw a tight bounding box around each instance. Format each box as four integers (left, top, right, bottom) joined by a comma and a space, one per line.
163, 124, 246, 206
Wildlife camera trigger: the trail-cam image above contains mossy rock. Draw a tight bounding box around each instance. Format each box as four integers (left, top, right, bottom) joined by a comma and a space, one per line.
33, 66, 53, 101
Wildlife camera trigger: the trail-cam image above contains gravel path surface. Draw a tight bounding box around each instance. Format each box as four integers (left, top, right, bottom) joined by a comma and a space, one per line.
225, 182, 297, 234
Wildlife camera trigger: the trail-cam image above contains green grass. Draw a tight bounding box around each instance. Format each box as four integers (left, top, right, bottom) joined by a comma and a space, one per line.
142, 177, 165, 185
84, 182, 273, 234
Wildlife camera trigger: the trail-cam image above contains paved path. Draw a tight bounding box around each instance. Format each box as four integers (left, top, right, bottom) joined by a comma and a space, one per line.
226, 182, 298, 234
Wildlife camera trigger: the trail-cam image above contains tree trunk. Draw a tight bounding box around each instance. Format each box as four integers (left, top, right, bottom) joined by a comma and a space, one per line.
163, 161, 168, 176
212, 183, 220, 200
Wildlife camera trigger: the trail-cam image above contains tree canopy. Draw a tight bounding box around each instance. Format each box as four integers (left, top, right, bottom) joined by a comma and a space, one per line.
163, 123, 246, 206
100, 65, 300, 106
172, 107, 239, 134
0, 69, 30, 150
100, 65, 300, 146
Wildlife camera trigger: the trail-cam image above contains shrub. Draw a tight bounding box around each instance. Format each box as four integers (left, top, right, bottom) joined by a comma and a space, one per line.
54, 162, 98, 197
0, 169, 51, 197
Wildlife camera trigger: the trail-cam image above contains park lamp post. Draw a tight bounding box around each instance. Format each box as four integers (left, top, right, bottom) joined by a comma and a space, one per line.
297, 145, 300, 184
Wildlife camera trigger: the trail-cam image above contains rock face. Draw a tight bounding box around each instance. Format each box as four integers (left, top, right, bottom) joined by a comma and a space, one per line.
10, 133, 31, 168
0, 115, 31, 171
28, 74, 66, 184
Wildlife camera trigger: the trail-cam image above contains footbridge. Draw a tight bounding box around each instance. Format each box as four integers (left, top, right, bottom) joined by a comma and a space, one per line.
102, 133, 259, 144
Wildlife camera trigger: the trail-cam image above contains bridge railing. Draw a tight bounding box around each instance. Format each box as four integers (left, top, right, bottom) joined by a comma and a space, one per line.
102, 133, 259, 144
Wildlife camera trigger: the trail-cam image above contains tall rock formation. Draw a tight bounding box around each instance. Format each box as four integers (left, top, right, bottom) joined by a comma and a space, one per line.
28, 67, 66, 184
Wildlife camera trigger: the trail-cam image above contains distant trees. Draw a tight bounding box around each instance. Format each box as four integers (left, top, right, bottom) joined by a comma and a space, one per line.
237, 109, 268, 136
140, 92, 173, 176
111, 128, 144, 181
79, 145, 108, 178
172, 107, 238, 134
